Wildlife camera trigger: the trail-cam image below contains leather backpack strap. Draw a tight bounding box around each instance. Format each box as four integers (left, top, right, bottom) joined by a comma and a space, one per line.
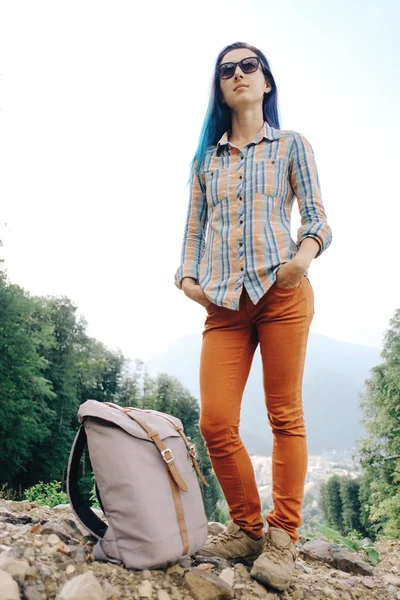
158, 415, 209, 487
103, 403, 189, 493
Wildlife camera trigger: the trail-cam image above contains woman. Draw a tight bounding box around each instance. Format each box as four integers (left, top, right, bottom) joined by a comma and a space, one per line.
174, 42, 332, 592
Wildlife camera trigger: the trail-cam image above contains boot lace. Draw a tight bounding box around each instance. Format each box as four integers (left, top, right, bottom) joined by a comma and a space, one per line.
263, 537, 294, 563
209, 529, 242, 546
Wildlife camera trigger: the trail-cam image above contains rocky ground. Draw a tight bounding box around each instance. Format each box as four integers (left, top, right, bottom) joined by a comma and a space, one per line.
1, 500, 400, 600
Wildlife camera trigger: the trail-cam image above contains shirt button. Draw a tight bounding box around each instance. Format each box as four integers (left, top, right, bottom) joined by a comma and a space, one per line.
240, 267, 244, 271
239, 220, 243, 225
240, 155, 244, 160
271, 160, 275, 164
239, 175, 243, 179
239, 196, 243, 201
239, 242, 243, 246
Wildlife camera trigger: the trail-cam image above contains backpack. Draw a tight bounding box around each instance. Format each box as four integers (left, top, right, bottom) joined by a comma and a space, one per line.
66, 400, 209, 569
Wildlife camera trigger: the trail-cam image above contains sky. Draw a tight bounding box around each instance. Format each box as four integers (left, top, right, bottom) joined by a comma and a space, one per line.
1, 0, 399, 362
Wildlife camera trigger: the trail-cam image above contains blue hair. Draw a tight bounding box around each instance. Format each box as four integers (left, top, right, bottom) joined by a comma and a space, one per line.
192, 42, 280, 175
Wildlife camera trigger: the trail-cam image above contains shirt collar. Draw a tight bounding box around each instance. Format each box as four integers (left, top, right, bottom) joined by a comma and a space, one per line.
217, 121, 281, 150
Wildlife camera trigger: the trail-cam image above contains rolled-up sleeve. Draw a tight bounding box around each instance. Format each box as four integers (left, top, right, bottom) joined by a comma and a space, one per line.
289, 132, 332, 257
174, 162, 208, 289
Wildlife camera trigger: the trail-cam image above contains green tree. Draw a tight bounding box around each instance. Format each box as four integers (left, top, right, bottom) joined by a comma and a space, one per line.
358, 309, 400, 539
322, 475, 343, 533
0, 272, 55, 486
339, 477, 365, 536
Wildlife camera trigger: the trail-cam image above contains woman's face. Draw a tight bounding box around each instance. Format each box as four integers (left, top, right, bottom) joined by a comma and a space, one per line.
218, 48, 271, 112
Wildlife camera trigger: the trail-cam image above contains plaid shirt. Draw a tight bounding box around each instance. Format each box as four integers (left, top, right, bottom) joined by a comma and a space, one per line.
175, 122, 332, 310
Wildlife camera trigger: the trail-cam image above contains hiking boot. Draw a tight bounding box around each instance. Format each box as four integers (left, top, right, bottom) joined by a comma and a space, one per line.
196, 521, 263, 564
250, 527, 297, 591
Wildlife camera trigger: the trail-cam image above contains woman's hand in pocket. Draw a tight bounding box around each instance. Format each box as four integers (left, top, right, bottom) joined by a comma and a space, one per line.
182, 278, 210, 308
275, 256, 307, 289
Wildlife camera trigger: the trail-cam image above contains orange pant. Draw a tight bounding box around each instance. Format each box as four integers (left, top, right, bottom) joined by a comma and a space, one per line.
199, 277, 314, 543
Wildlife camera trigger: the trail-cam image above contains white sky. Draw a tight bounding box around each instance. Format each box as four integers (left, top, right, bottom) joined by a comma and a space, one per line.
1, 0, 399, 361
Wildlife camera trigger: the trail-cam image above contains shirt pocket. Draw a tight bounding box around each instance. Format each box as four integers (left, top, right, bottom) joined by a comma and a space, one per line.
255, 159, 288, 198
204, 168, 229, 208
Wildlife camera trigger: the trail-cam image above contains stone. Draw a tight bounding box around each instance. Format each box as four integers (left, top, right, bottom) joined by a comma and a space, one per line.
166, 564, 185, 578
23, 586, 42, 600
332, 549, 373, 576
178, 556, 192, 569
138, 579, 153, 599
57, 542, 72, 556
40, 522, 77, 543
196, 563, 214, 571
0, 552, 30, 582
170, 588, 182, 600
157, 591, 172, 600
184, 569, 234, 599
48, 533, 61, 546
234, 562, 251, 579
300, 540, 334, 563
141, 569, 152, 579
382, 573, 400, 587
66, 565, 76, 575
0, 568, 20, 600
218, 567, 234, 587
58, 571, 106, 600
53, 504, 71, 511
0, 508, 32, 525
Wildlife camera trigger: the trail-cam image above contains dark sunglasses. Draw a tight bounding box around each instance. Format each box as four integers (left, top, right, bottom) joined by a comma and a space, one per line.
218, 56, 261, 80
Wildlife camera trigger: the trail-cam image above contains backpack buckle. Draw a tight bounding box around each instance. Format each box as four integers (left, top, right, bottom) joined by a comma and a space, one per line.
161, 448, 174, 464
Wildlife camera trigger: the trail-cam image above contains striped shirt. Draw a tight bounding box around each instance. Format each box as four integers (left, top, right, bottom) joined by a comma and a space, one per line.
175, 122, 332, 311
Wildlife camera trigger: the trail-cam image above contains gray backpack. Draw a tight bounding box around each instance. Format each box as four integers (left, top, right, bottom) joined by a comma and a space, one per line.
67, 400, 209, 569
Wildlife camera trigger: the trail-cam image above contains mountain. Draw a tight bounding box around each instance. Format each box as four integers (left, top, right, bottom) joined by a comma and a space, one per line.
145, 332, 381, 455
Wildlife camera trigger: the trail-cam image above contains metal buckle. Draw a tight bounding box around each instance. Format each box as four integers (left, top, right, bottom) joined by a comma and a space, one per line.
161, 448, 174, 464
189, 444, 197, 459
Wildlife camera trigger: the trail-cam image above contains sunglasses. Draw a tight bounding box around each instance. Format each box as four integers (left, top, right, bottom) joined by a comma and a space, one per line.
218, 56, 261, 80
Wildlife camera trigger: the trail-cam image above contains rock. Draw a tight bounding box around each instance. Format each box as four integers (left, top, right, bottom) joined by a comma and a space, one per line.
0, 568, 20, 600
157, 592, 172, 600
23, 586, 42, 600
300, 540, 334, 562
234, 563, 250, 580
53, 504, 72, 511
66, 565, 76, 575
40, 521, 77, 543
184, 569, 234, 599
0, 508, 32, 525
196, 563, 215, 571
382, 573, 400, 587
170, 588, 182, 600
8, 502, 32, 513
178, 556, 192, 569
219, 567, 234, 587
166, 564, 185, 578
70, 545, 86, 564
332, 549, 374, 576
57, 542, 72, 556
0, 551, 30, 583
58, 571, 106, 599
48, 533, 62, 546
138, 579, 153, 599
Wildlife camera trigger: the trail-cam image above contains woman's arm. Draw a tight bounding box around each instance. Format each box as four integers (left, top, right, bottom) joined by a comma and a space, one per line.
289, 132, 332, 258
174, 162, 208, 289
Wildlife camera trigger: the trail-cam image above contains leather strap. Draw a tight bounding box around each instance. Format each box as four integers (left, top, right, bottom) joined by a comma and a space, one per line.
157, 415, 209, 487
166, 468, 189, 555
104, 403, 188, 493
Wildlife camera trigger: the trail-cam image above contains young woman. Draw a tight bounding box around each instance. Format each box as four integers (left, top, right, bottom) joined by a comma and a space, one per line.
174, 42, 332, 592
